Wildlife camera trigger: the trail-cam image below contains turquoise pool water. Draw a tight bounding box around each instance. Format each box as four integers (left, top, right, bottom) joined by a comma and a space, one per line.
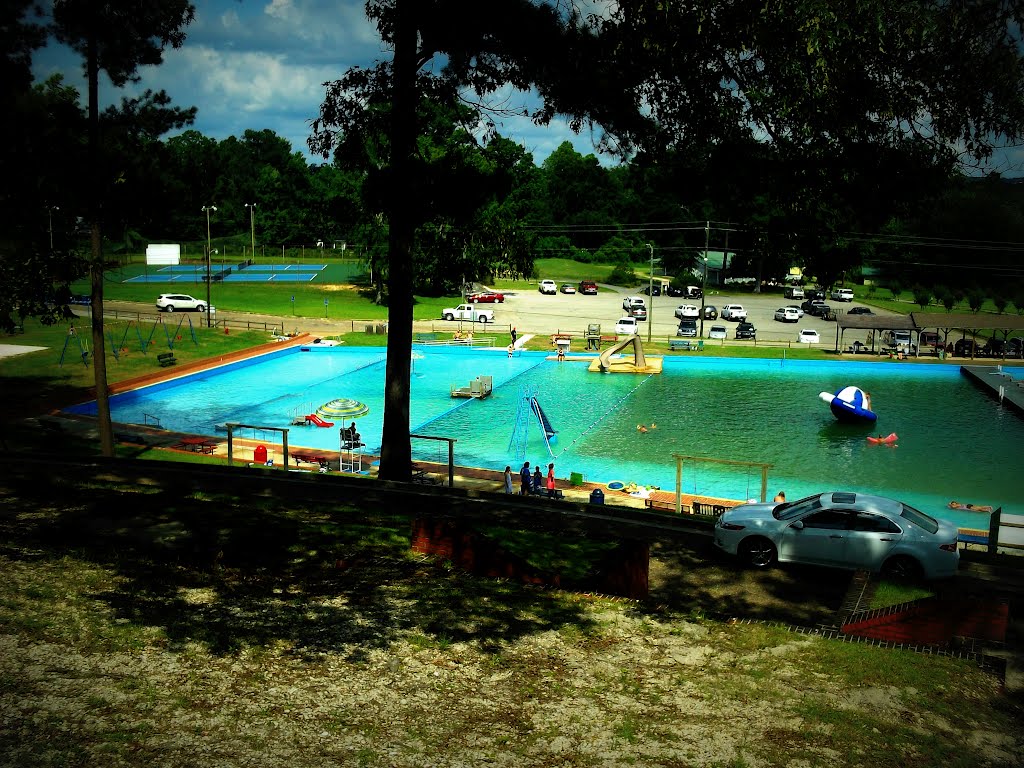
67, 347, 1024, 530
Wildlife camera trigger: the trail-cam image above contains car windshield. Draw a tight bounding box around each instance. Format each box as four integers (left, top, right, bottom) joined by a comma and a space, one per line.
900, 503, 939, 534
774, 493, 823, 520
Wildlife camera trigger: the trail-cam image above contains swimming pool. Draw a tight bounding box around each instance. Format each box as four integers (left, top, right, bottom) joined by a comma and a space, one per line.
67, 347, 1024, 529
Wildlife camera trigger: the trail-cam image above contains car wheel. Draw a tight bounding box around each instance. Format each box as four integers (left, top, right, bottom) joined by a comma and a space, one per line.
498, 298, 504, 303
881, 555, 923, 581
165, 305, 175, 312
481, 316, 490, 323
740, 537, 777, 568
471, 297, 479, 303
196, 304, 206, 313
444, 313, 454, 321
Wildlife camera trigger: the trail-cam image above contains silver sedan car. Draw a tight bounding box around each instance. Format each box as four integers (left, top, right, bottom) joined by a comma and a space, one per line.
714, 492, 959, 580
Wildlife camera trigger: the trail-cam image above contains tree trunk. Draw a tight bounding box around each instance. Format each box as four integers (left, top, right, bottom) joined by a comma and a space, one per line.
87, 32, 114, 457
377, 0, 417, 482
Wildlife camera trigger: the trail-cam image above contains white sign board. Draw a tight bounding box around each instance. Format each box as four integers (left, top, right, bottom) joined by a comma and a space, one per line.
146, 243, 181, 265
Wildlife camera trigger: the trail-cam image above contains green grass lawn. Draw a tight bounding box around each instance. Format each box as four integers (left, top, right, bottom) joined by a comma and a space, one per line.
1, 463, 1019, 768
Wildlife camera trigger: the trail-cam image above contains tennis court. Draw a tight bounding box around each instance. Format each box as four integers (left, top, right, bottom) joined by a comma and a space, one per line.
123, 263, 327, 283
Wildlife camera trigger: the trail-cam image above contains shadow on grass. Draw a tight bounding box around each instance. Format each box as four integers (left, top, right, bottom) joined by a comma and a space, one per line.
646, 539, 850, 627
1, 472, 598, 660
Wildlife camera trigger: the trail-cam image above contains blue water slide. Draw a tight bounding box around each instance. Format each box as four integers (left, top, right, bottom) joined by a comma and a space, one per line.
530, 397, 558, 443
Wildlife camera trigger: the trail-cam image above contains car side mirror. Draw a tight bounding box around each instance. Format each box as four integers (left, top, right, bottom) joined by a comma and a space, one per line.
789, 520, 805, 530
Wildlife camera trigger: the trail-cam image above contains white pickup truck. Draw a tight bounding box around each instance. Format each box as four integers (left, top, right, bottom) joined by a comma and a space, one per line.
441, 304, 494, 323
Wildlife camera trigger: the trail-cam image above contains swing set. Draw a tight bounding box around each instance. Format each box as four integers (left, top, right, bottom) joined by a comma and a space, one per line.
58, 315, 199, 366
58, 325, 90, 367
144, 314, 199, 351
666, 454, 774, 515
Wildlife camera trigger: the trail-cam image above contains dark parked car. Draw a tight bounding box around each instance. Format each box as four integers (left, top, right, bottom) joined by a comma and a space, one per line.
954, 338, 978, 357
919, 331, 943, 350
665, 284, 684, 297
735, 322, 757, 340
846, 306, 874, 315
806, 289, 827, 301
703, 305, 718, 320
578, 280, 598, 295
641, 284, 661, 296
982, 337, 1023, 358
801, 299, 832, 317
69, 294, 91, 305
982, 338, 1005, 357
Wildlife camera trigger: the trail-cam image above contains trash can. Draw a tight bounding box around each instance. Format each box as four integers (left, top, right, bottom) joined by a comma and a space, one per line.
589, 487, 605, 505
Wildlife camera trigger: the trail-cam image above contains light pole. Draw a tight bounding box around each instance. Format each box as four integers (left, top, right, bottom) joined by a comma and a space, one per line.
646, 243, 655, 343
202, 205, 217, 327
700, 221, 709, 338
47, 205, 59, 250
244, 203, 256, 260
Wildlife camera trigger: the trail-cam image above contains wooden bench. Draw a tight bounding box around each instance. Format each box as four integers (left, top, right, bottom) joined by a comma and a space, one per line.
528, 486, 564, 499
293, 453, 330, 470
668, 339, 692, 351
157, 352, 177, 367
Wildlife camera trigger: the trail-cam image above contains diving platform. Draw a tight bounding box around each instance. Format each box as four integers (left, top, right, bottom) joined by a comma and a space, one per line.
961, 365, 1024, 418
451, 375, 493, 399
588, 334, 663, 374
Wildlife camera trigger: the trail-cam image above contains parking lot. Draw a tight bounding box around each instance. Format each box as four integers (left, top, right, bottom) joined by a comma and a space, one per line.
481, 281, 889, 348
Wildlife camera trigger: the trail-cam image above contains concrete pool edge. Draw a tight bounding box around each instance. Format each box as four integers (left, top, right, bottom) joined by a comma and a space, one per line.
104, 333, 316, 396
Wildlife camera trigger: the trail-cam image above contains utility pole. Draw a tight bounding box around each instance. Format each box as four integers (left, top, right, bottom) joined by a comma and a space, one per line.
646, 243, 655, 343
202, 205, 217, 327
47, 205, 59, 250
245, 203, 256, 259
700, 222, 709, 338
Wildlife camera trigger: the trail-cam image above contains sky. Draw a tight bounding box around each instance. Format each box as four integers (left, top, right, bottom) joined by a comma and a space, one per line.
29, 1, 1022, 176
30, 0, 613, 168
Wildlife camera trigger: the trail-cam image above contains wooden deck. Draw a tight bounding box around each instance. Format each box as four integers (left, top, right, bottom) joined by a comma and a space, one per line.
961, 365, 1024, 417
643, 490, 745, 515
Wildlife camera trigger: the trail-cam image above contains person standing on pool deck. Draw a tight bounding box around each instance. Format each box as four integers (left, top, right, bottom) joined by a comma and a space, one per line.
511, 327, 518, 346
520, 461, 532, 495
503, 465, 513, 494
533, 465, 543, 494
546, 463, 556, 497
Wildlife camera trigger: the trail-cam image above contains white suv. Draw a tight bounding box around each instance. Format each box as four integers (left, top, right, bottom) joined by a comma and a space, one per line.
720, 304, 747, 321
156, 293, 207, 312
538, 280, 557, 294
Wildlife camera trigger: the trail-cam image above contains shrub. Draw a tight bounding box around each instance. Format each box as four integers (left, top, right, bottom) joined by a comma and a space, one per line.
912, 284, 932, 309
608, 261, 637, 286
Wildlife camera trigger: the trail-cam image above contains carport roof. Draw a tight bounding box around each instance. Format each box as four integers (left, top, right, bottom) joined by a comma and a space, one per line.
910, 312, 1024, 332
837, 312, 1024, 332
837, 314, 917, 332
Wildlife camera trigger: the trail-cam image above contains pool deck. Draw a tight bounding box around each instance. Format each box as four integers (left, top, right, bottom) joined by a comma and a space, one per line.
961, 364, 1024, 416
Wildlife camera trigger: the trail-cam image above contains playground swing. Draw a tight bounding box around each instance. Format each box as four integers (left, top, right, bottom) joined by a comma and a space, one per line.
105, 320, 146, 361
144, 314, 198, 351
58, 325, 90, 367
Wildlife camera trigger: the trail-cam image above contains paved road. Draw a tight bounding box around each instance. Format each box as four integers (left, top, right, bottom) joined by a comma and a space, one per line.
95, 285, 893, 349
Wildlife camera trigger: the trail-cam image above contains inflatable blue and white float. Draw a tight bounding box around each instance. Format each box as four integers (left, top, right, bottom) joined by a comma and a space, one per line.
818, 385, 877, 424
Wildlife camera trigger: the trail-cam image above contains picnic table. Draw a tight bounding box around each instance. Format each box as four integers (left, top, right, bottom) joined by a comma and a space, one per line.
174, 437, 218, 454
